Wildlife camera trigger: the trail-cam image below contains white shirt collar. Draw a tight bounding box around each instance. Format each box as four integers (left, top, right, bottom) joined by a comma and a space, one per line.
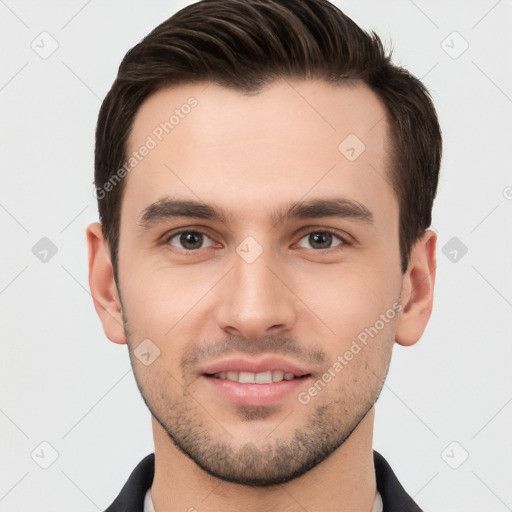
144, 487, 383, 512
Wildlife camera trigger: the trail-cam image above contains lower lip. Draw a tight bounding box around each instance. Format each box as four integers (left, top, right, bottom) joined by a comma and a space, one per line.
202, 375, 311, 407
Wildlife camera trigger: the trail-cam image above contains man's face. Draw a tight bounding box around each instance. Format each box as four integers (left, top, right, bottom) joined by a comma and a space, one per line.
117, 80, 402, 485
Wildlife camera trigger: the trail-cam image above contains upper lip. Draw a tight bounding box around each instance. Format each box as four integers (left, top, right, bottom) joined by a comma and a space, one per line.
200, 356, 311, 377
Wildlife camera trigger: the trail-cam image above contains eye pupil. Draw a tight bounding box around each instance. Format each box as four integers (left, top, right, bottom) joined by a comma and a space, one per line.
180, 232, 203, 249
309, 232, 332, 249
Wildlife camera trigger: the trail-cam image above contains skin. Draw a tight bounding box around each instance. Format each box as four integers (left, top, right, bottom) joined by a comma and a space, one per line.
87, 80, 436, 512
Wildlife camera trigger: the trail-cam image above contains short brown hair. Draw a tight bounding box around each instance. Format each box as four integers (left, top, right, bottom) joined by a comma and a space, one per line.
94, 0, 442, 280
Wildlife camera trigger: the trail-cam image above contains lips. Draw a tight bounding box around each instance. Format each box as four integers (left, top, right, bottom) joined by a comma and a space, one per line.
200, 356, 312, 406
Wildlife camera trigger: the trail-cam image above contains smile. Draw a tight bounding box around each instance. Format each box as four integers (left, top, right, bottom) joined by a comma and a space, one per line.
208, 370, 306, 384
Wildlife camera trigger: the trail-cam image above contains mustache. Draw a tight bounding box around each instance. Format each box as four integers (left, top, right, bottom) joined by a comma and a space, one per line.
182, 334, 326, 372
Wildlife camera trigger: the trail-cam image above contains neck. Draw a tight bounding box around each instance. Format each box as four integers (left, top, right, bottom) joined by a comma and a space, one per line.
151, 408, 377, 512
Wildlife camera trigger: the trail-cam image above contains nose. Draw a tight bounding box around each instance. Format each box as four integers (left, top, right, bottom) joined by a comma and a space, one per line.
214, 247, 297, 340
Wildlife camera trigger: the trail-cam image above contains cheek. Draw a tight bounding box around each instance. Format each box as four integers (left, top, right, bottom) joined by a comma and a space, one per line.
120, 261, 218, 369
293, 261, 400, 343
119, 242, 188, 323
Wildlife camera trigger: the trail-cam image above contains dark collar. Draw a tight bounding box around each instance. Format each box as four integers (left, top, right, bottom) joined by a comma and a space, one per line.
104, 451, 422, 512
373, 451, 423, 512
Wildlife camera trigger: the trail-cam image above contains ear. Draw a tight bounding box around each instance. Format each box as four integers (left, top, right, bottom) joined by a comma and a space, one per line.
395, 229, 437, 347
86, 222, 126, 344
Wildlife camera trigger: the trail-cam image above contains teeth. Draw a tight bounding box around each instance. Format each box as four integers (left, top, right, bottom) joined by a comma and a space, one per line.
255, 371, 272, 384
239, 371, 255, 384
272, 370, 284, 382
226, 371, 238, 381
212, 370, 300, 384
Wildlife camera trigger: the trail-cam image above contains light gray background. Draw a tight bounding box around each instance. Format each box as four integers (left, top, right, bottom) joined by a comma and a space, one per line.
1, 1, 511, 511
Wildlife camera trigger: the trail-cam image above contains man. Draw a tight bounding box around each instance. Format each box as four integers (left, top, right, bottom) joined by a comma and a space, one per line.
87, 0, 441, 510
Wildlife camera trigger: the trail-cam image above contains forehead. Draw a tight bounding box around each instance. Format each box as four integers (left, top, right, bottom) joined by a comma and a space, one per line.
121, 79, 394, 226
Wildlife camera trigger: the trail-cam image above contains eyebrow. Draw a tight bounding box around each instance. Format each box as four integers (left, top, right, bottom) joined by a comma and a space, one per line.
137, 197, 374, 230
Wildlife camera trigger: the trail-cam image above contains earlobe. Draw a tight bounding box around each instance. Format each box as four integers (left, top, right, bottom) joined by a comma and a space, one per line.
86, 222, 126, 344
395, 229, 437, 347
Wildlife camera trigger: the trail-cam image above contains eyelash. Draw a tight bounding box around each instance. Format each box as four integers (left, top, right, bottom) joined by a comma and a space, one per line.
162, 227, 351, 253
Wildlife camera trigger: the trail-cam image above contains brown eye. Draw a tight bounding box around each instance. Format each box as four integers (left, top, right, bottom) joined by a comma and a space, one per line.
168, 231, 213, 251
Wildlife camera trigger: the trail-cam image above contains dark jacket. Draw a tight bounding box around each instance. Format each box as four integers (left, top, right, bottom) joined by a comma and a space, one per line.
104, 450, 422, 512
